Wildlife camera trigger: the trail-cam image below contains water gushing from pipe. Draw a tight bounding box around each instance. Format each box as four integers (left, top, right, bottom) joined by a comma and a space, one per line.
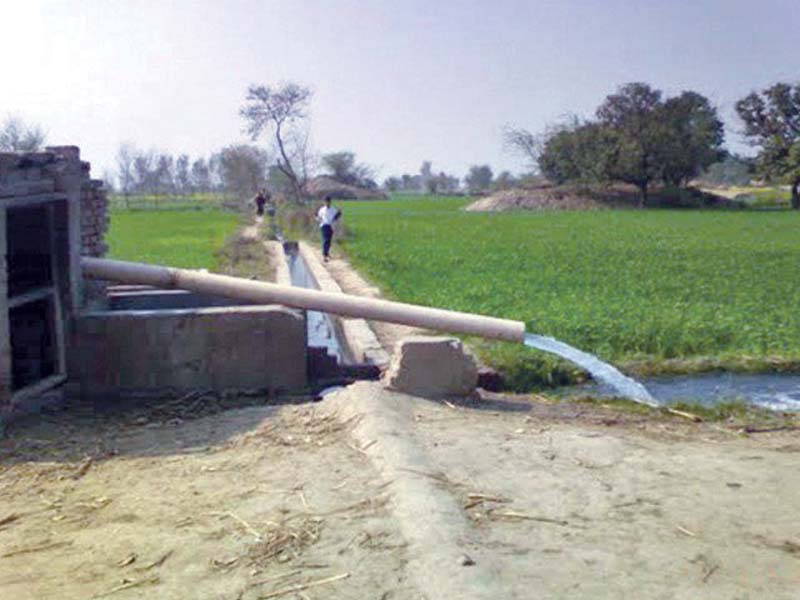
524, 333, 658, 407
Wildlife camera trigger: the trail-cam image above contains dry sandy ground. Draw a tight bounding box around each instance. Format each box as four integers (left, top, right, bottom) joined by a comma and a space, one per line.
1, 391, 798, 599
0, 396, 416, 600
406, 392, 800, 599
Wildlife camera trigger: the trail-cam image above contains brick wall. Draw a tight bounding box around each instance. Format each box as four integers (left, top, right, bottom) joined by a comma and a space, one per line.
0, 145, 109, 309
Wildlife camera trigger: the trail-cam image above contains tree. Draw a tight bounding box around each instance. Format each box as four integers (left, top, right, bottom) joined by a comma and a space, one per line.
0, 116, 46, 151
240, 82, 313, 202
657, 91, 724, 187
736, 82, 800, 209
115, 143, 136, 199
538, 121, 617, 185
493, 171, 517, 191
321, 151, 374, 187
596, 82, 664, 205
154, 153, 175, 196
465, 164, 494, 194
101, 170, 116, 193
530, 83, 724, 206
503, 126, 541, 171
383, 176, 402, 192
175, 154, 191, 193
190, 158, 211, 192
699, 154, 754, 187
133, 150, 156, 196
436, 171, 460, 193
216, 144, 269, 199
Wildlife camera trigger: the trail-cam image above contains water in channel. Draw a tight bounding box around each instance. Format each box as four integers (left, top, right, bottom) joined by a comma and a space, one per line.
286, 250, 343, 361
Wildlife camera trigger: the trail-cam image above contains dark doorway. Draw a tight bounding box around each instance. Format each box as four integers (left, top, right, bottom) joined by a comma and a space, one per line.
10, 297, 58, 391
6, 204, 53, 297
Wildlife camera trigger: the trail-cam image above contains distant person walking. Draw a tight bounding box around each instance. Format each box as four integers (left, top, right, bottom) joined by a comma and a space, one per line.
254, 189, 270, 218
316, 195, 342, 261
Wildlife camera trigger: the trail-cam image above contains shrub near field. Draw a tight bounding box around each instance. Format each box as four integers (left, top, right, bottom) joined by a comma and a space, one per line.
107, 209, 240, 270
339, 196, 800, 390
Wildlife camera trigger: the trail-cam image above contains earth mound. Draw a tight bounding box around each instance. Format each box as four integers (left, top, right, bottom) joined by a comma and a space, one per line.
305, 176, 388, 200
465, 184, 735, 212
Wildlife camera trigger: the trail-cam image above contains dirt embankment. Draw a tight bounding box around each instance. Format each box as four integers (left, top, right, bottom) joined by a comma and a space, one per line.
466, 184, 734, 212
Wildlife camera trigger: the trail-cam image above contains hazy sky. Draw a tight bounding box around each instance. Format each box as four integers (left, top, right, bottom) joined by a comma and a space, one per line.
2, 0, 798, 180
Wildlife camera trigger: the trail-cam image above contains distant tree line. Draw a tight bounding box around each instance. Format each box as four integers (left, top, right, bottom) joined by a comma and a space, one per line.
383, 161, 460, 194
7, 78, 800, 209
112, 143, 270, 201
382, 162, 535, 196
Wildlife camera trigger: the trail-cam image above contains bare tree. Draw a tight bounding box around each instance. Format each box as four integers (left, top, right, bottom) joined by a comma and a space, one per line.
101, 170, 116, 193
503, 126, 541, 171
216, 144, 269, 200
115, 143, 136, 202
0, 116, 46, 151
175, 154, 191, 194
191, 158, 211, 192
154, 153, 176, 196
133, 150, 157, 196
240, 82, 313, 203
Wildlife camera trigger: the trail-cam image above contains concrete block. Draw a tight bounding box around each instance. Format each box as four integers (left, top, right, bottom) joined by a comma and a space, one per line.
341, 319, 389, 367
69, 306, 307, 397
383, 336, 478, 398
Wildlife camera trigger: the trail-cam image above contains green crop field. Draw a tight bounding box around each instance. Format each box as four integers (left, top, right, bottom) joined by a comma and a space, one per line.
107, 209, 240, 270
339, 196, 800, 390
109, 192, 237, 212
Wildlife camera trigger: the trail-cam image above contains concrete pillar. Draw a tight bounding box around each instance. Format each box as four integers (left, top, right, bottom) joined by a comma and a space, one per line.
47, 147, 84, 312
0, 207, 11, 409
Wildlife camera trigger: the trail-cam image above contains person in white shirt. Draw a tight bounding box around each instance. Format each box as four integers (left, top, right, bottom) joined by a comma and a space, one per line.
316, 196, 342, 261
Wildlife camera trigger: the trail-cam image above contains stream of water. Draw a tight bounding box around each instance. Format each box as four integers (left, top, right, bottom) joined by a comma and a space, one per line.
524, 333, 659, 407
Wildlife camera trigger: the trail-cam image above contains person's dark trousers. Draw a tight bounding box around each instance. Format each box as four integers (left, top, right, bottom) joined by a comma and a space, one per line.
321, 224, 333, 258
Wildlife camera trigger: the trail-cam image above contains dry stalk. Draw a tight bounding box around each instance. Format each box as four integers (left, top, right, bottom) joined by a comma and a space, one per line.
0, 513, 21, 528
666, 408, 703, 422
134, 550, 173, 572
1, 539, 72, 558
675, 525, 697, 537
210, 511, 263, 541
258, 572, 350, 599
488, 510, 568, 526
93, 575, 160, 597
246, 517, 322, 566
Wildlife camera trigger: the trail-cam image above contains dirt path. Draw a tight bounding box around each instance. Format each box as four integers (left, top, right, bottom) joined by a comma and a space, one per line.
313, 245, 426, 352
327, 383, 800, 599
0, 396, 416, 599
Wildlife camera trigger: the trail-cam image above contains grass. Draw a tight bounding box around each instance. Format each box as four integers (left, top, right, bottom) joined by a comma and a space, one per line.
338, 195, 800, 391
109, 192, 239, 211
107, 208, 241, 270
216, 229, 275, 282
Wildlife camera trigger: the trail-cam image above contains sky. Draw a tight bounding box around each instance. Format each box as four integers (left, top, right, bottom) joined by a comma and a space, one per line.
2, 0, 798, 181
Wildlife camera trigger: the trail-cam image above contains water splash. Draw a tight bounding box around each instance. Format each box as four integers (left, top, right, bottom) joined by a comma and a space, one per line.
524, 333, 658, 407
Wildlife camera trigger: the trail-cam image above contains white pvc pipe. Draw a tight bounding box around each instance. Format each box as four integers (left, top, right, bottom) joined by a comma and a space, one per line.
82, 257, 527, 343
